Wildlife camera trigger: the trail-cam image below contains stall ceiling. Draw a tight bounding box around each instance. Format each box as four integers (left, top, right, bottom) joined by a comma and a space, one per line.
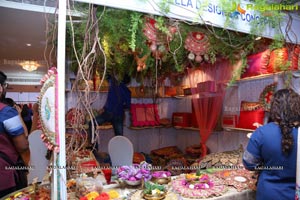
1, 0, 300, 85
0, 5, 50, 84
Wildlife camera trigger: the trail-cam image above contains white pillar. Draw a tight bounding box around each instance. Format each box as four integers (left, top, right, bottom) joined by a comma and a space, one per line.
54, 0, 67, 199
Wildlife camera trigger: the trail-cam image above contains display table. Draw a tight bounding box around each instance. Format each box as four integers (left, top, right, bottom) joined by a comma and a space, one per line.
101, 181, 255, 200
2, 178, 255, 200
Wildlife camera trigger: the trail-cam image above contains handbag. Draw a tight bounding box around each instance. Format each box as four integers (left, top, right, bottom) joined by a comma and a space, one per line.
0, 152, 28, 190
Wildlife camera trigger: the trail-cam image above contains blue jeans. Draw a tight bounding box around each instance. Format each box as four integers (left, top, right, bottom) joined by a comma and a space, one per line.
88, 110, 124, 149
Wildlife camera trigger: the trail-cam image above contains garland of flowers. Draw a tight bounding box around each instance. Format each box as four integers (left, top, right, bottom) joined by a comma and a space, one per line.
259, 82, 277, 111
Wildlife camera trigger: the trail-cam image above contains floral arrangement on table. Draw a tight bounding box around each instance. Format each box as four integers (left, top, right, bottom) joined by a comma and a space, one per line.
171, 170, 227, 198
152, 171, 171, 178
117, 161, 152, 183
183, 173, 214, 189
79, 190, 120, 200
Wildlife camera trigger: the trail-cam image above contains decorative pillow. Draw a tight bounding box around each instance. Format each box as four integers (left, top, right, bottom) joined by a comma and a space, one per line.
151, 146, 182, 157
130, 104, 160, 127
241, 49, 270, 78
236, 101, 265, 130
133, 152, 146, 164
259, 83, 277, 111
291, 46, 300, 70
267, 48, 289, 73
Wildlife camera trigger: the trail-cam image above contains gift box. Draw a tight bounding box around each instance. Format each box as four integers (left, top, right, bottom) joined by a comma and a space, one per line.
197, 81, 217, 93
165, 86, 177, 97
172, 112, 192, 127
222, 115, 238, 128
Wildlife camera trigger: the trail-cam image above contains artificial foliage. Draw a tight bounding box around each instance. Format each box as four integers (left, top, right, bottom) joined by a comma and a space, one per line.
63, 0, 297, 85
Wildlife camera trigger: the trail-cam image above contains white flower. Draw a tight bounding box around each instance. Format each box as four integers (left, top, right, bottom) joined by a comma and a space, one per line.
189, 184, 195, 189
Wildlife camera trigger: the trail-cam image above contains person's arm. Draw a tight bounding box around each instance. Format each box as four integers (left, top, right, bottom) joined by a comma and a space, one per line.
12, 134, 30, 166
4, 106, 30, 166
14, 104, 28, 137
242, 129, 264, 170
121, 84, 131, 109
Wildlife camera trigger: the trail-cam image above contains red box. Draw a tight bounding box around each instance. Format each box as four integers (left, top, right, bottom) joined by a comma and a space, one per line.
222, 115, 238, 128
172, 112, 192, 127
165, 86, 177, 97
197, 81, 217, 93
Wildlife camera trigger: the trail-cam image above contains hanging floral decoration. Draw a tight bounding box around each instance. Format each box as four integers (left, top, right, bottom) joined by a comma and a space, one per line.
38, 67, 59, 152
143, 17, 176, 61
259, 82, 277, 111
184, 32, 210, 63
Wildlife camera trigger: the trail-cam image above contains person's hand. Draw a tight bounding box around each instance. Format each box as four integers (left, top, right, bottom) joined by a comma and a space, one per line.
253, 122, 262, 128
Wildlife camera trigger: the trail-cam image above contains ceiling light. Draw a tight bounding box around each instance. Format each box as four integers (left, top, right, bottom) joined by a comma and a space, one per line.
21, 61, 38, 72
26, 43, 32, 46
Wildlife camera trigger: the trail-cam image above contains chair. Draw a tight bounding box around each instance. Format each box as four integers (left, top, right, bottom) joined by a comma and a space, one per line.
108, 136, 133, 168
27, 130, 49, 184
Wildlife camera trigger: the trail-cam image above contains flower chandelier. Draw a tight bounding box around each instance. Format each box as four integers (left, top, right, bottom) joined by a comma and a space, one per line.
20, 61, 38, 72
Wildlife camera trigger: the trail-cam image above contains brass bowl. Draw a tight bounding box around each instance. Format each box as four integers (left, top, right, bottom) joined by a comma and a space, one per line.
143, 192, 166, 200
151, 177, 171, 185
124, 179, 142, 186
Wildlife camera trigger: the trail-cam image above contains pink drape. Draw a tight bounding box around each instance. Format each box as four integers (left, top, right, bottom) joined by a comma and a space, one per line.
188, 59, 233, 157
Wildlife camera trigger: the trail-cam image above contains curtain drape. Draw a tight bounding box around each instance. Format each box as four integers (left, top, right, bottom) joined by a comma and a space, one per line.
187, 59, 234, 157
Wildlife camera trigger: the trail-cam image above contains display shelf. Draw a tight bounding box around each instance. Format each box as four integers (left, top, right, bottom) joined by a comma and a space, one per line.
173, 126, 199, 131
223, 126, 255, 132
65, 89, 108, 93
236, 70, 300, 83
66, 124, 113, 130
128, 124, 172, 130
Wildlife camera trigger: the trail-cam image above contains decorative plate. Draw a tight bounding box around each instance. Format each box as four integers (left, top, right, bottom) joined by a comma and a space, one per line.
216, 169, 258, 192
171, 174, 227, 199
38, 67, 58, 150
259, 83, 277, 111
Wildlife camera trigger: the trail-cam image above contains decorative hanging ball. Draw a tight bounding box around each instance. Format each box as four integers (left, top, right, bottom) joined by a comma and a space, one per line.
150, 43, 157, 51
169, 26, 177, 34
204, 54, 210, 61
195, 55, 203, 63
158, 45, 166, 52
188, 52, 195, 60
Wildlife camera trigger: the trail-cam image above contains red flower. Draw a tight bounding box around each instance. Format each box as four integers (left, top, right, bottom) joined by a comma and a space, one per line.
95, 192, 110, 200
